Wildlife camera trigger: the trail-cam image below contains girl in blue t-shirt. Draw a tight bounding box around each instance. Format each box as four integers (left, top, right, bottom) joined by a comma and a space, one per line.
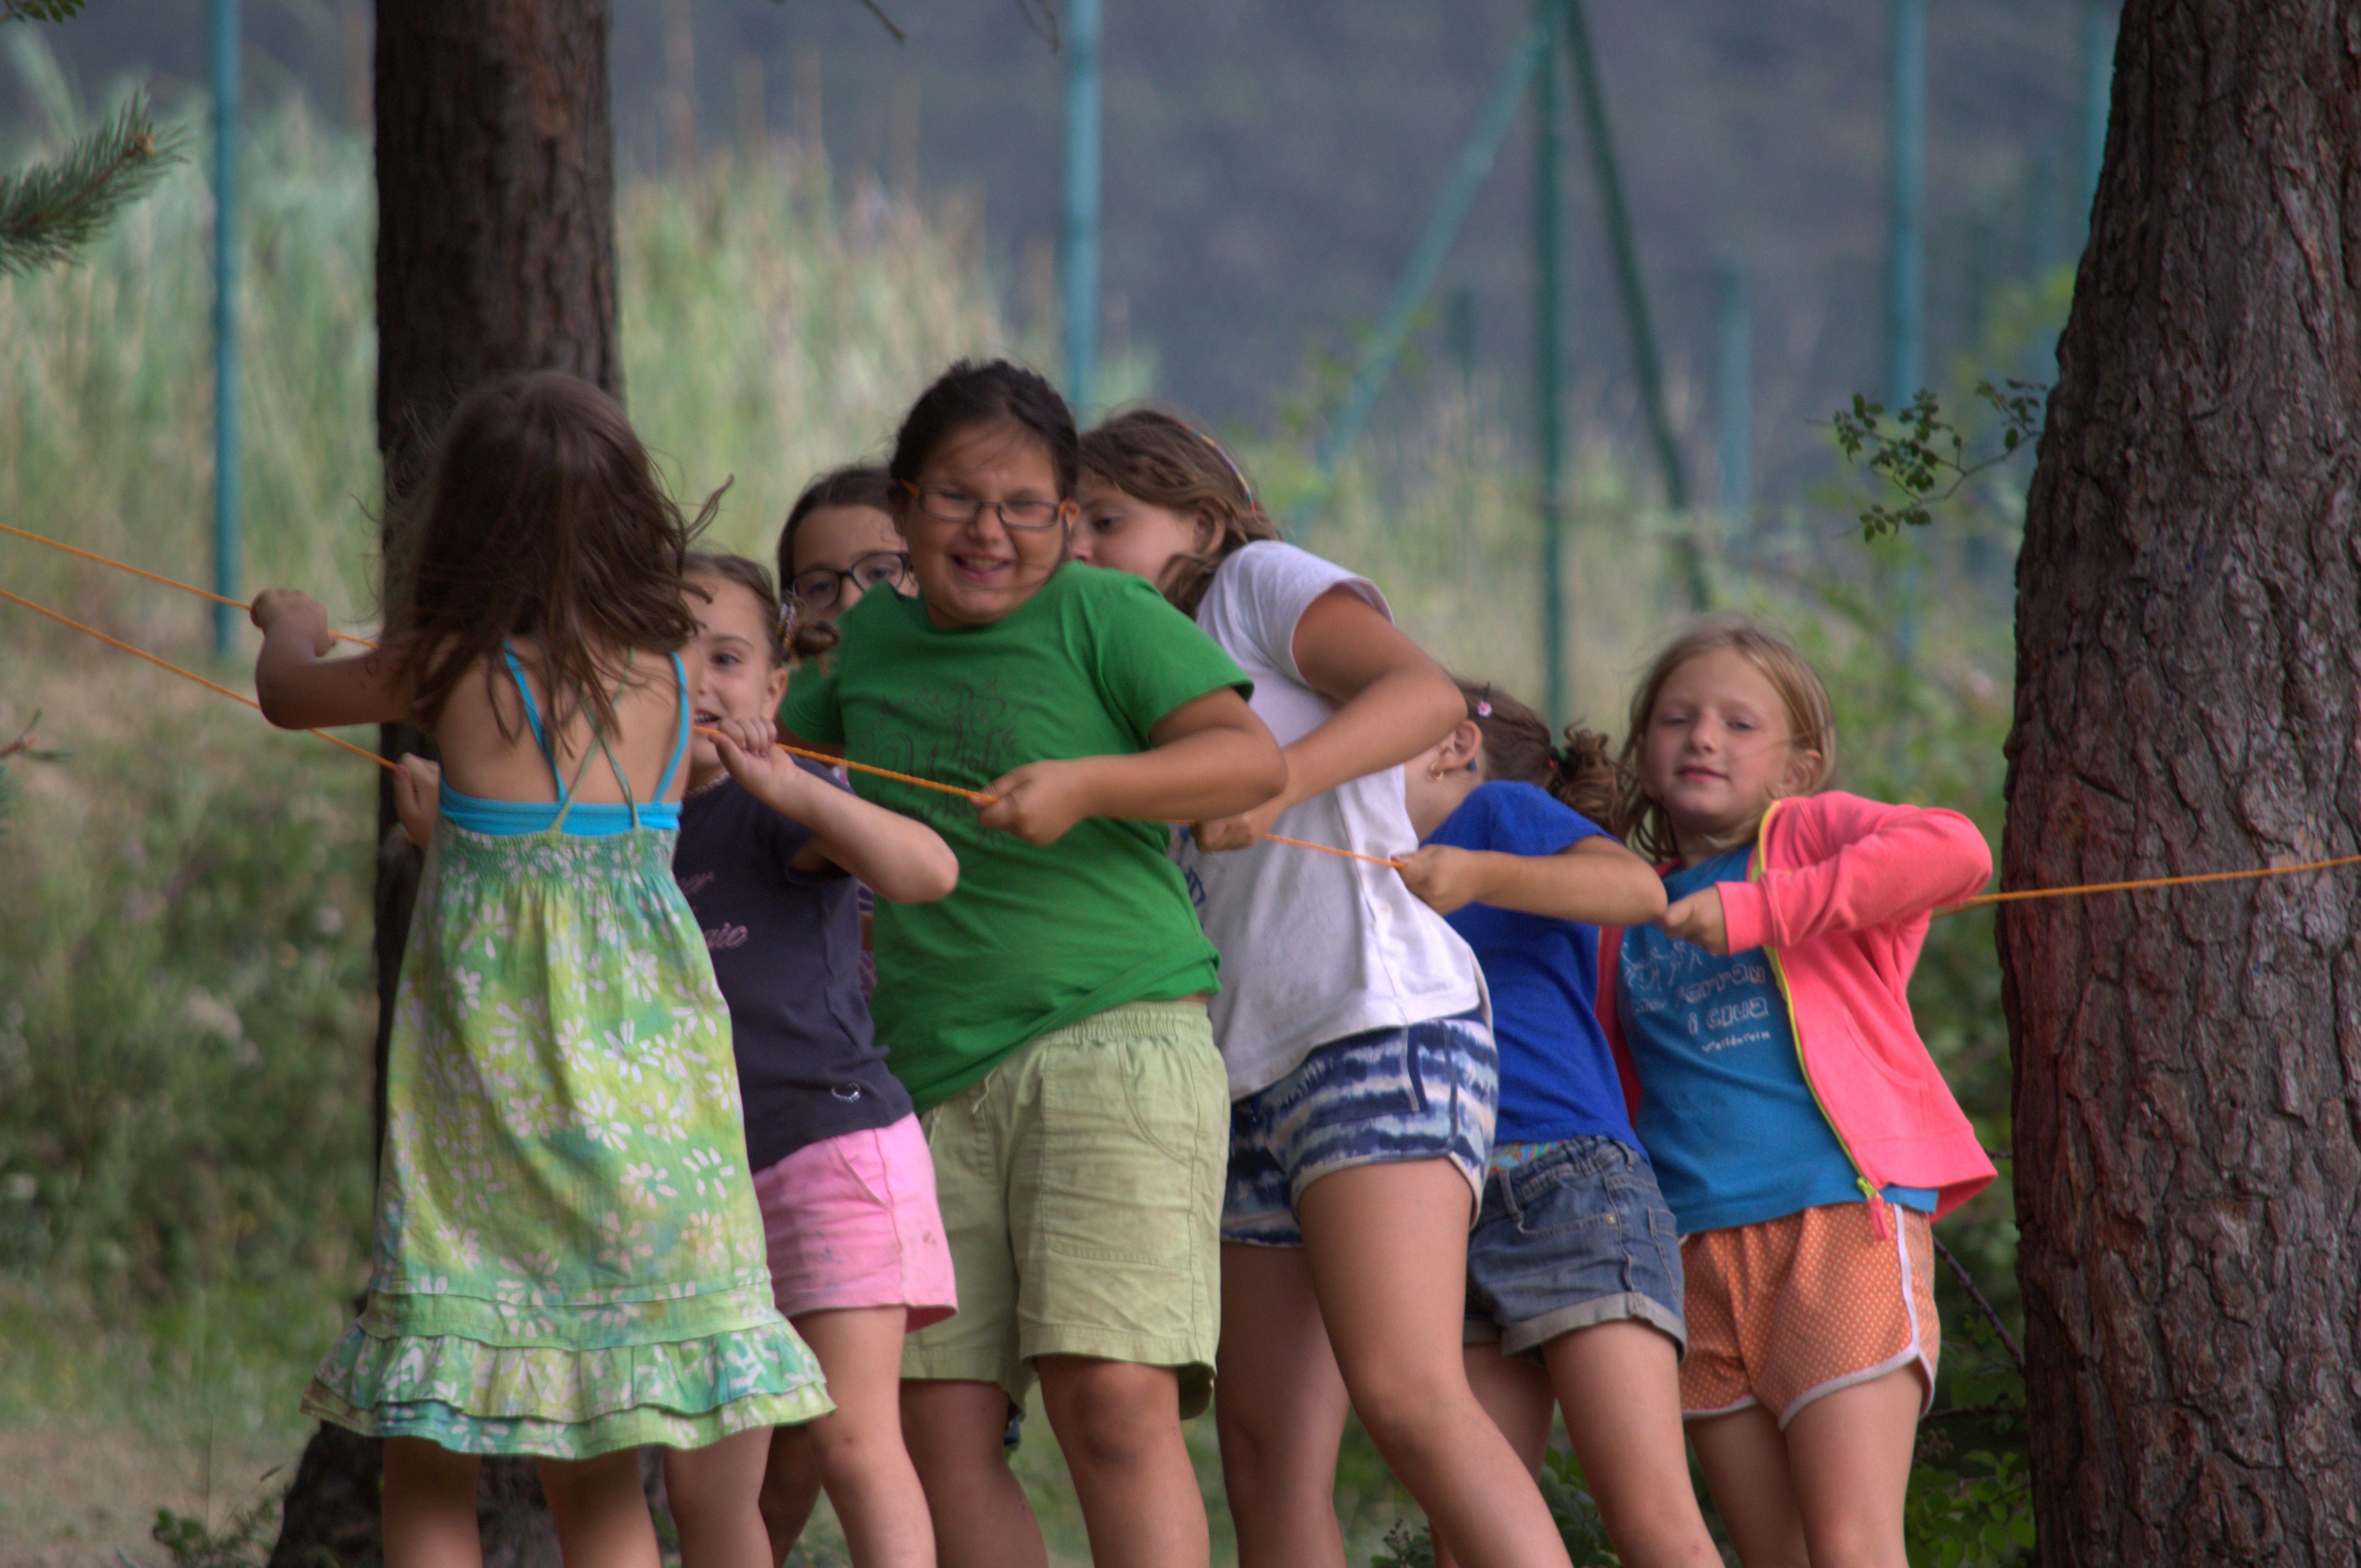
1398, 680, 1721, 1568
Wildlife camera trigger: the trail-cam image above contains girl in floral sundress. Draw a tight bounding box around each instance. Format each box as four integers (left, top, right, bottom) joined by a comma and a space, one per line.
252, 370, 833, 1568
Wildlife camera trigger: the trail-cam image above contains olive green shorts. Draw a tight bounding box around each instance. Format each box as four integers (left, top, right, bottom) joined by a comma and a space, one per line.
900, 999, 1228, 1418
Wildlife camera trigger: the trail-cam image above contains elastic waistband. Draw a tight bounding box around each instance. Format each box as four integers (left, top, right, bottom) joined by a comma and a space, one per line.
1037, 997, 1212, 1048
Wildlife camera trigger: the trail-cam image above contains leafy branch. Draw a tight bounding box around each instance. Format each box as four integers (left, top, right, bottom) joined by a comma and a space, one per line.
1832, 380, 2045, 540
0, 92, 188, 277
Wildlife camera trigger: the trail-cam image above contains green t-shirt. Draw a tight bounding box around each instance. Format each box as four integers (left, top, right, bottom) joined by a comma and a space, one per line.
781, 563, 1252, 1110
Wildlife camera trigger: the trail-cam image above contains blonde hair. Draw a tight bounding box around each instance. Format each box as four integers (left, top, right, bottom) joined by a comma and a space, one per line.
1617, 616, 1836, 861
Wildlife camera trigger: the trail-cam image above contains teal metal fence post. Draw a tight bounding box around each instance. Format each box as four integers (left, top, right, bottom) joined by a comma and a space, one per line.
1303, 26, 1543, 504
1886, 0, 1924, 411
1536, 0, 1566, 726
211, 0, 240, 655
1061, 0, 1101, 415
1715, 260, 1749, 524
1559, 0, 1683, 517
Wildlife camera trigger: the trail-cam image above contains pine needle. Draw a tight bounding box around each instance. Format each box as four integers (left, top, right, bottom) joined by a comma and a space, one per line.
0, 92, 188, 277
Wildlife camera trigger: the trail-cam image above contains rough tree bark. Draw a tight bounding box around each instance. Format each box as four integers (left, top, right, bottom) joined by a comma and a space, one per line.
2000, 2, 2361, 1563
268, 5, 619, 1565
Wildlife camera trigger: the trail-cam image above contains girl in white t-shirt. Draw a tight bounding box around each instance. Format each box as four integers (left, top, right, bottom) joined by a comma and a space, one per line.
1074, 409, 1570, 1568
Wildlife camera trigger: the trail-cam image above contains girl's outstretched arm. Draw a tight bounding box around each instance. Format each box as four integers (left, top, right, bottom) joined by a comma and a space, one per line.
1398, 836, 1667, 925
976, 688, 1286, 847
711, 717, 959, 903
1196, 586, 1463, 851
251, 590, 410, 729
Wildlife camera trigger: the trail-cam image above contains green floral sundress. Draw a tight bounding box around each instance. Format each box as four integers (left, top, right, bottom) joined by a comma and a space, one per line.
304, 653, 830, 1457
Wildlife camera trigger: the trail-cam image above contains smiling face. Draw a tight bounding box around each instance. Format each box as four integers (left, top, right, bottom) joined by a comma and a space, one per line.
789, 503, 909, 626
1639, 647, 1823, 861
685, 571, 790, 786
896, 419, 1073, 629
1069, 477, 1216, 590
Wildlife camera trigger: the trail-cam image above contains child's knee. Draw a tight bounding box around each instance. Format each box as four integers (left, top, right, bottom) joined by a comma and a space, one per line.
1040, 1361, 1182, 1472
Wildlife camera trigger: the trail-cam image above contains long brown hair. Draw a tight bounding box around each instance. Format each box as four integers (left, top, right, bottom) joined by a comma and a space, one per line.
1616, 616, 1837, 861
1078, 406, 1276, 616
686, 551, 786, 668
384, 371, 712, 736
1455, 678, 1625, 832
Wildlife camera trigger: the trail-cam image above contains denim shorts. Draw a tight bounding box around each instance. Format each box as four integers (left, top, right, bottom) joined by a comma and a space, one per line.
1222, 1009, 1497, 1248
1463, 1134, 1686, 1359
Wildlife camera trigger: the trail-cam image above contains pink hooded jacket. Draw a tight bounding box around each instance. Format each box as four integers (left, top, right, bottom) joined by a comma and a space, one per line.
1597, 791, 1997, 1226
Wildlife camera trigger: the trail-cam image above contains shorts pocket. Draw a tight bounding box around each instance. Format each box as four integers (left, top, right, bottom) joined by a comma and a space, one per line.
1510, 1159, 1626, 1242
1033, 1041, 1201, 1267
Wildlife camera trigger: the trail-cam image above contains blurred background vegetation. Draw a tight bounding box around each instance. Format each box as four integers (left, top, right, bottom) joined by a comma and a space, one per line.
0, 23, 2060, 1560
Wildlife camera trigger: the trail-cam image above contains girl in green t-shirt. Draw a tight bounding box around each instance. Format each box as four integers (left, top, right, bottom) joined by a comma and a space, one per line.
781, 359, 1286, 1568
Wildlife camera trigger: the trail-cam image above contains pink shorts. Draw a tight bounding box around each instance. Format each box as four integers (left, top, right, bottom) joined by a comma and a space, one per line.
749, 1113, 958, 1330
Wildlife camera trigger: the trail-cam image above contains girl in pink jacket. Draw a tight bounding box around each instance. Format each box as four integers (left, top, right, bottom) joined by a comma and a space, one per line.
1597, 618, 1992, 1568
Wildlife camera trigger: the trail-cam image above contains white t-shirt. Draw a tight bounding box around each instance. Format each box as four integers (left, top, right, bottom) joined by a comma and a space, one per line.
1177, 540, 1487, 1098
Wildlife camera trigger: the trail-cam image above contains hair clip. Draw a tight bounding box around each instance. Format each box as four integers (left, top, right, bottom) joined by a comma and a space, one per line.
1475, 700, 1493, 717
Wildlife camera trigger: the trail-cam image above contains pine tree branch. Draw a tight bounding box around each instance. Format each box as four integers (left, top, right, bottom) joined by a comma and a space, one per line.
2, 1, 87, 23
0, 92, 187, 277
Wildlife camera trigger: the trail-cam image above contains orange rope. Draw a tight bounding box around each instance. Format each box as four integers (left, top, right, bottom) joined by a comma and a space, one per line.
0, 586, 394, 770
1940, 852, 2361, 916
692, 724, 995, 803
1267, 832, 1407, 870
0, 521, 380, 649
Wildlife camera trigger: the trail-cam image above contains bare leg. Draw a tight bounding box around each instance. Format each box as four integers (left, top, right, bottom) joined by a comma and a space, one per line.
786, 1307, 935, 1568
663, 1429, 776, 1568
1777, 1366, 1922, 1568
1433, 1345, 1553, 1568
901, 1378, 1046, 1568
1297, 1161, 1571, 1568
1035, 1355, 1208, 1568
537, 1449, 661, 1568
381, 1438, 482, 1568
756, 1427, 823, 1565
1214, 1242, 1353, 1568
1543, 1323, 1718, 1568
1688, 1406, 1808, 1568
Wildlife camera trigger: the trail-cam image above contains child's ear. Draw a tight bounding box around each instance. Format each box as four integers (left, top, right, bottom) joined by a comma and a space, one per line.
1192, 507, 1223, 554
1774, 744, 1824, 799
1443, 718, 1484, 773
765, 661, 791, 709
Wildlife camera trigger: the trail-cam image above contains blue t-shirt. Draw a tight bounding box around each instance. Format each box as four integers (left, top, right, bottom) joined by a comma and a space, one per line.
1618, 845, 1934, 1234
1426, 782, 1639, 1151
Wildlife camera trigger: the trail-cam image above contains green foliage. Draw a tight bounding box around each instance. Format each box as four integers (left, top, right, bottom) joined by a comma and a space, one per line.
1373, 1450, 1621, 1567
0, 24, 188, 277
1832, 381, 2045, 539
153, 1495, 278, 1568
2, 1, 86, 24
1906, 1306, 2033, 1566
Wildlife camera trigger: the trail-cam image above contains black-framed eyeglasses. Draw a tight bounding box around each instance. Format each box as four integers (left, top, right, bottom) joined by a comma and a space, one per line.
902, 480, 1071, 533
788, 550, 912, 614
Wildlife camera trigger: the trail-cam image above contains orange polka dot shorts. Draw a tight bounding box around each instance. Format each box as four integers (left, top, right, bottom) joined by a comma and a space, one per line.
1677, 1201, 1938, 1428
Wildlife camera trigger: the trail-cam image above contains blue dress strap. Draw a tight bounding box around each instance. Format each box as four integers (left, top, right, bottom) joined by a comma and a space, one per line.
500, 641, 565, 800
655, 651, 691, 800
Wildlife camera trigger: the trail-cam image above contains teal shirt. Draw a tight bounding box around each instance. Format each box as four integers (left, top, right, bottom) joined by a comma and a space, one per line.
1620, 846, 1936, 1234
782, 564, 1252, 1110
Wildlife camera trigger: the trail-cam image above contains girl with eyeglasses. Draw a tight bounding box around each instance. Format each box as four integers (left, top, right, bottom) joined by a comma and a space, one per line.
780, 360, 1288, 1568
1073, 409, 1573, 1568
775, 466, 916, 662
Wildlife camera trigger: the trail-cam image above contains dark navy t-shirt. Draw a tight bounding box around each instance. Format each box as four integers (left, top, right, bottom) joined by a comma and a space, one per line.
674, 769, 910, 1172
1425, 781, 1638, 1150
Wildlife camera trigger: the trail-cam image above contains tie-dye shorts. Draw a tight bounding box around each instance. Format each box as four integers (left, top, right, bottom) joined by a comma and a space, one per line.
1221, 1008, 1497, 1247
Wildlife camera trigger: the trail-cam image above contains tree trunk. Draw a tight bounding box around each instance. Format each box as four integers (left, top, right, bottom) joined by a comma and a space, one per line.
2000, 2, 2361, 1563
268, 4, 619, 1565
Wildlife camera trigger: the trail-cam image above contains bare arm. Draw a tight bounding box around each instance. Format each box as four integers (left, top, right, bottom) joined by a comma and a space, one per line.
251, 589, 410, 729
712, 718, 959, 903
1196, 586, 1463, 850
1399, 835, 1668, 924
976, 687, 1287, 847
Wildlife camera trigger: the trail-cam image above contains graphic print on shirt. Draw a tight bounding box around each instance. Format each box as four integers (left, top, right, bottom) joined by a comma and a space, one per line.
866, 670, 1026, 832
1620, 939, 1783, 1057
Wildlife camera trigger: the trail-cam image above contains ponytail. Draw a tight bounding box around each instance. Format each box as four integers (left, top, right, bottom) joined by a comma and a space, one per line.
1451, 678, 1628, 837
